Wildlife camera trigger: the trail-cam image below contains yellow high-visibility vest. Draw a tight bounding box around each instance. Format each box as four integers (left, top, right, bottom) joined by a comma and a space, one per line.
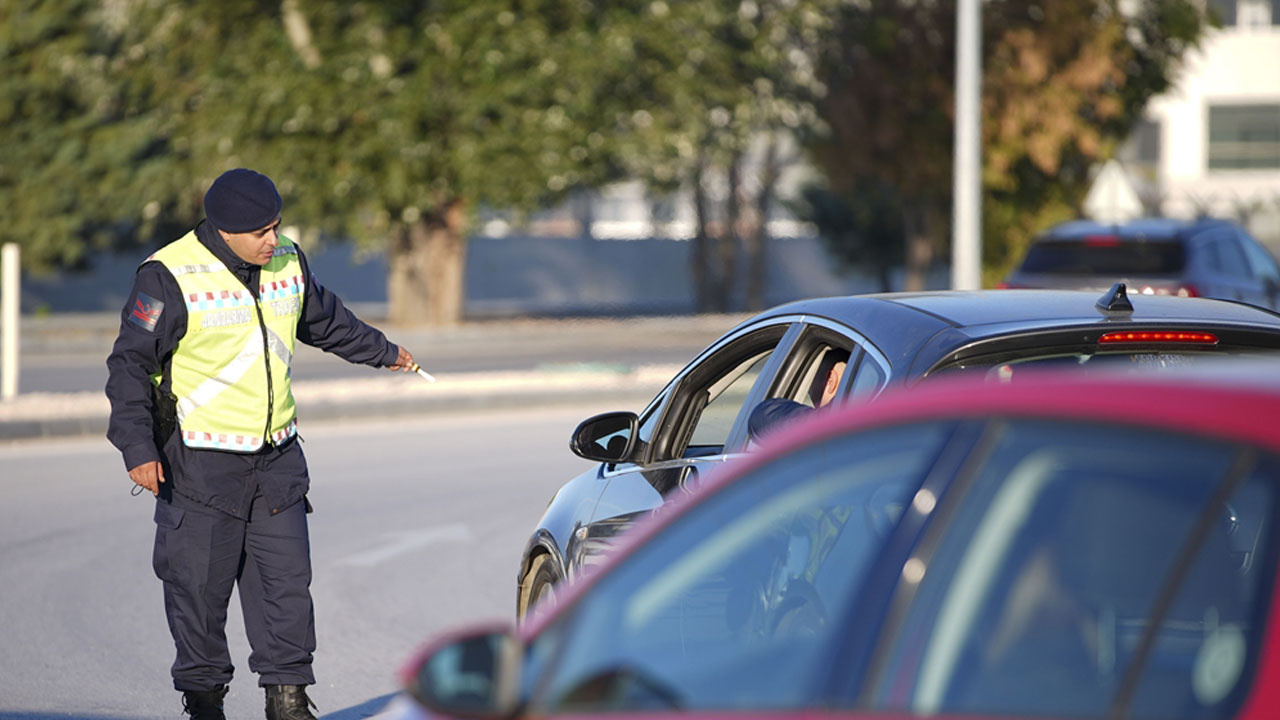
147, 231, 304, 452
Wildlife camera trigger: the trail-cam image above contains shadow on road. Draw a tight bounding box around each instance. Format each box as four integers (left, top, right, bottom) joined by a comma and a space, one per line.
0, 715, 135, 720
322, 692, 397, 719
0, 692, 397, 720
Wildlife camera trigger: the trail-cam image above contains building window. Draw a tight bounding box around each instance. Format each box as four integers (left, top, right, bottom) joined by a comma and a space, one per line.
1118, 118, 1161, 179
1208, 104, 1280, 170
1206, 0, 1236, 26
1239, 0, 1272, 27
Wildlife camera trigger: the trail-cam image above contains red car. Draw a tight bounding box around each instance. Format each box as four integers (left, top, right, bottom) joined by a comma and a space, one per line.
395, 364, 1280, 720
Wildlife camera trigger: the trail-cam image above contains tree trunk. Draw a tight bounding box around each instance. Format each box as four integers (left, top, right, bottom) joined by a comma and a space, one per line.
742, 134, 779, 311
876, 263, 893, 293
690, 154, 716, 313
715, 151, 743, 312
902, 206, 935, 292
388, 200, 467, 326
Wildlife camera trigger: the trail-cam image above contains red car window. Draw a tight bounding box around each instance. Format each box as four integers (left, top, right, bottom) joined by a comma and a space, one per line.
870, 420, 1277, 720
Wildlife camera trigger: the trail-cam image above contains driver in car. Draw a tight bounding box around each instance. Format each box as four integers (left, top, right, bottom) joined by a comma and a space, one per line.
747, 348, 850, 442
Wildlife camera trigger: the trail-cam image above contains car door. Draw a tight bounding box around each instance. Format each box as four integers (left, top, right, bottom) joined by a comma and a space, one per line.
855, 419, 1280, 720
568, 320, 801, 574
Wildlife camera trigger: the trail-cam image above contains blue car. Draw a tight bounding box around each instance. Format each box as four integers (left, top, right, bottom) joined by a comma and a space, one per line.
1000, 217, 1280, 311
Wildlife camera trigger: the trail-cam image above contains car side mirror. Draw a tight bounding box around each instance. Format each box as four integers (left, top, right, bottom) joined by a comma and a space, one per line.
570, 411, 639, 463
405, 625, 522, 720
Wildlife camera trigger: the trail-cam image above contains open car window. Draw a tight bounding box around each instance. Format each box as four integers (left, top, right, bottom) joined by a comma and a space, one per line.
651, 323, 794, 462
742, 327, 859, 448
684, 349, 773, 453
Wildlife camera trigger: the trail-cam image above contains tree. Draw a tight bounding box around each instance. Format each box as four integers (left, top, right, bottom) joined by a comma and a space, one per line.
806, 0, 1208, 290
604, 0, 831, 313
1, 1, 701, 324
792, 179, 904, 292
0, 0, 194, 273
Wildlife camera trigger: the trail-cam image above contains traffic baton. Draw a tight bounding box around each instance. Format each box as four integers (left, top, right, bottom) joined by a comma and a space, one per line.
409, 362, 436, 383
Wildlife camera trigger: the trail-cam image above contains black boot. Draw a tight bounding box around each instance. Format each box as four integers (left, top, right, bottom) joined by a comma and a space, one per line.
264, 684, 318, 720
181, 686, 228, 720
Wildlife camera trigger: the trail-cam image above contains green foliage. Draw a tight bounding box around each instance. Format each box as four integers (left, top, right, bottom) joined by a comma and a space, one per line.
791, 180, 903, 291
0, 0, 727, 266
1, 0, 1208, 304
803, 0, 1209, 288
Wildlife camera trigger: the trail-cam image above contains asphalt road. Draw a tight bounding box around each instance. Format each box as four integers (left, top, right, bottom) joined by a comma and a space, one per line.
13, 313, 746, 395
0, 403, 604, 719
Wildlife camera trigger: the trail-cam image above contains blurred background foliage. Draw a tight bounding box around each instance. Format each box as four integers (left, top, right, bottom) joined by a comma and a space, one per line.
0, 0, 1207, 322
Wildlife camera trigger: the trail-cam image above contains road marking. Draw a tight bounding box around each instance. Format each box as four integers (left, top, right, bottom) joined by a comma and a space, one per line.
338, 524, 473, 568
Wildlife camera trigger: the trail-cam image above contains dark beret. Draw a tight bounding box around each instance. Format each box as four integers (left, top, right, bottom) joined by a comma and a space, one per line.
203, 168, 282, 233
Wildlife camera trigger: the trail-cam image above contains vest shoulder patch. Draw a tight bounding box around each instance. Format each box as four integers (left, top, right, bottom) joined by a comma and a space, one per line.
129, 292, 165, 332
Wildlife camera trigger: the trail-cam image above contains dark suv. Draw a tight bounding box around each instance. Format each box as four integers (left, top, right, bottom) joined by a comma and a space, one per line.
1001, 217, 1280, 310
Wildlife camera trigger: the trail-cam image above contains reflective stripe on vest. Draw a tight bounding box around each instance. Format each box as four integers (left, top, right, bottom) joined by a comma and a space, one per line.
147, 232, 304, 452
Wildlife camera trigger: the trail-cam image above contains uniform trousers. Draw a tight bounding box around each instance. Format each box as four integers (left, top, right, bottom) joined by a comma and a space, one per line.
152, 488, 315, 692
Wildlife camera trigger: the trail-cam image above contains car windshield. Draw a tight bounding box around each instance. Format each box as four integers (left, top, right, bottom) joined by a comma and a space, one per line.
1019, 239, 1186, 276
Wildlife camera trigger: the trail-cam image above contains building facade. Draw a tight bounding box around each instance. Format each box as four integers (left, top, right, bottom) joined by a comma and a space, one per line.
1131, 0, 1280, 243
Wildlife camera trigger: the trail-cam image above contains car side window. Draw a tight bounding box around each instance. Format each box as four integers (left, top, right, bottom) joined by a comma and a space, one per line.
635, 390, 669, 451
527, 422, 953, 713
870, 421, 1277, 720
684, 349, 773, 452
1239, 233, 1280, 283
1209, 235, 1250, 277
848, 353, 887, 398
655, 325, 792, 461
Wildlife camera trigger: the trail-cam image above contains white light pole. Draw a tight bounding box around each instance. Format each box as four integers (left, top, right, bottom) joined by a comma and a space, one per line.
1, 243, 18, 400
951, 0, 983, 290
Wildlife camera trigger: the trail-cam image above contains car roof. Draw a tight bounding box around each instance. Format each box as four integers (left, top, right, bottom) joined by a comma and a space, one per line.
757, 290, 1280, 364
1037, 216, 1231, 242
766, 289, 1280, 330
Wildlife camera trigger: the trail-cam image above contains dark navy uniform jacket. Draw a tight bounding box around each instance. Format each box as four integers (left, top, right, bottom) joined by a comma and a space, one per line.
106, 221, 399, 519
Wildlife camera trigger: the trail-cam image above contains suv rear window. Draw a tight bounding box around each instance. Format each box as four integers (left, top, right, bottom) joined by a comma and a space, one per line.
1020, 238, 1186, 276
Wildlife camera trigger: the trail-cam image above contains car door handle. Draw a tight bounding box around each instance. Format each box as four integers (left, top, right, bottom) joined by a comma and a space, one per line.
679, 465, 700, 493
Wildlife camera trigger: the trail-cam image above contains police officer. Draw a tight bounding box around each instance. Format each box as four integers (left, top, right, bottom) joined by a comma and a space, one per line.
106, 169, 419, 720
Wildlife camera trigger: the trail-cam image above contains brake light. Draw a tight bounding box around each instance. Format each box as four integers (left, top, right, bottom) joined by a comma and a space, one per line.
1135, 284, 1199, 297
1098, 331, 1218, 344
1084, 235, 1121, 247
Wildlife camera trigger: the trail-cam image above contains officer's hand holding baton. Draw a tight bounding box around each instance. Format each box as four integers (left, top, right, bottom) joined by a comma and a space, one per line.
387, 345, 435, 383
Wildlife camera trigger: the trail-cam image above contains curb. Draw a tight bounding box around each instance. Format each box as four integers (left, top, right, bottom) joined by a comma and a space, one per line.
0, 365, 677, 443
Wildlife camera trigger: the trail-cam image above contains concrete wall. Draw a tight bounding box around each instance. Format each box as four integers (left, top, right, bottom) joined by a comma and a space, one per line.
21, 234, 902, 317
